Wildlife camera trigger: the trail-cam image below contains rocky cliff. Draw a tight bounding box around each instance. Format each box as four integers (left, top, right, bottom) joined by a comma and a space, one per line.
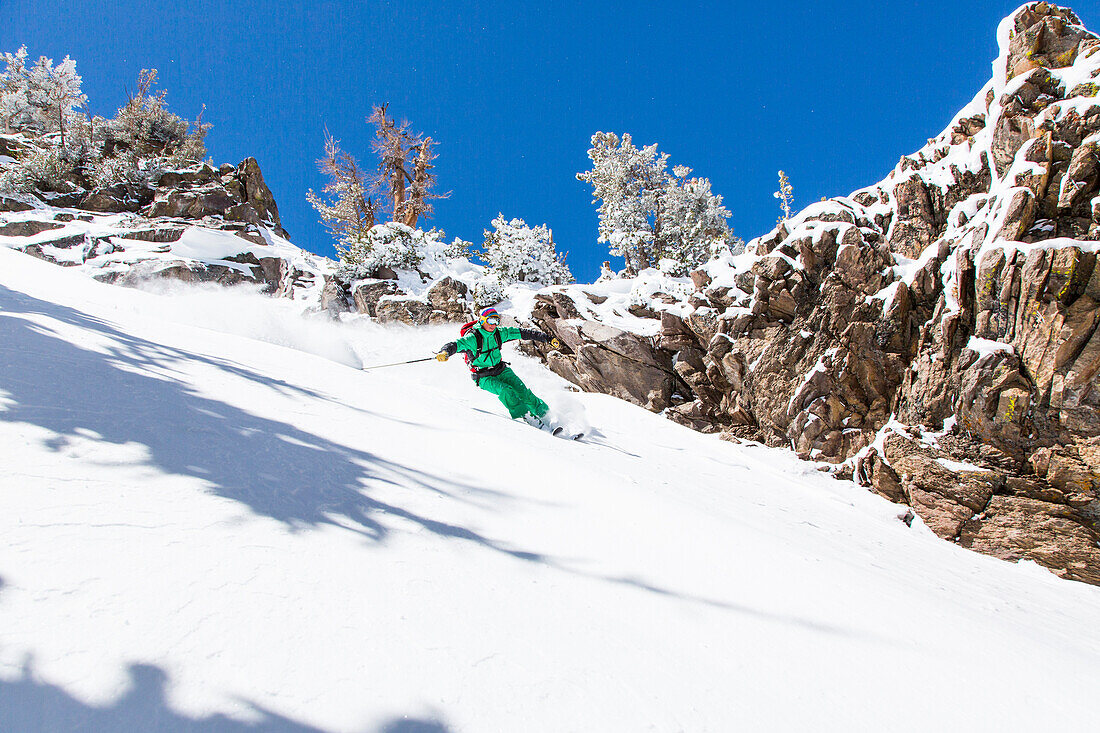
0, 146, 326, 298
523, 3, 1100, 584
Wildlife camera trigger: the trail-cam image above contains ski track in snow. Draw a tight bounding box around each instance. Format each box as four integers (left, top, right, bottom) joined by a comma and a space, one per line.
1, 247, 1099, 732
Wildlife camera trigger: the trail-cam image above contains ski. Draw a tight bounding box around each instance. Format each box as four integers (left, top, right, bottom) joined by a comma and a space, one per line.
552, 426, 585, 441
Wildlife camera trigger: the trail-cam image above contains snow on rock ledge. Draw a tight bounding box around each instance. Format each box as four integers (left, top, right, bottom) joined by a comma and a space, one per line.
0, 154, 329, 300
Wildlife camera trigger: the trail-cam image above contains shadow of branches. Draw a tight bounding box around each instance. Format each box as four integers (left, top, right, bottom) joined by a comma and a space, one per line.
0, 285, 539, 561
0, 659, 452, 733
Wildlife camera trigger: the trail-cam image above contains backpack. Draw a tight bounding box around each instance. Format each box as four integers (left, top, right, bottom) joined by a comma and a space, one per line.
459, 320, 503, 376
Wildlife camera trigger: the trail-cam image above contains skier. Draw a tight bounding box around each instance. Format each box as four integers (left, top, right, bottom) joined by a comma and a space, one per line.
436, 307, 562, 431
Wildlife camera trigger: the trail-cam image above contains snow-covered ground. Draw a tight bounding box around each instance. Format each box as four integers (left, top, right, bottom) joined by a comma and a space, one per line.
2, 247, 1099, 732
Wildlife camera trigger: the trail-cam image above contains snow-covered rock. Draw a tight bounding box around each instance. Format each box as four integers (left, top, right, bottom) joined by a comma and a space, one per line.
518, 3, 1100, 585
0, 147, 329, 300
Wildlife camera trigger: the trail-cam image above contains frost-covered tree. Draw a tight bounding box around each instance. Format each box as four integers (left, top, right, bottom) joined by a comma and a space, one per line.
313, 105, 450, 275
307, 131, 378, 262
774, 170, 793, 224
0, 145, 74, 192
0, 51, 211, 192
576, 132, 666, 274
28, 53, 87, 148
482, 214, 574, 285
577, 132, 733, 276
368, 104, 412, 221
472, 274, 506, 309
444, 235, 474, 260
333, 222, 423, 280
1, 47, 87, 146
0, 46, 32, 133
106, 69, 209, 163
658, 166, 734, 275
405, 135, 441, 227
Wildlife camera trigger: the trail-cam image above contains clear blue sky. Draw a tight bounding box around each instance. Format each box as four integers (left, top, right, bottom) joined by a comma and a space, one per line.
5, 0, 1097, 281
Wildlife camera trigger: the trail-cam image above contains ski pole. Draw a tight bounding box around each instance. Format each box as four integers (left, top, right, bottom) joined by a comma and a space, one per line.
361, 356, 436, 371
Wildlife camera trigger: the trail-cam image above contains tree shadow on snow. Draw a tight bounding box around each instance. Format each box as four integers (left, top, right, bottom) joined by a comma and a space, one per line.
0, 658, 453, 733
378, 719, 451, 733
0, 285, 541, 561
0, 286, 874, 641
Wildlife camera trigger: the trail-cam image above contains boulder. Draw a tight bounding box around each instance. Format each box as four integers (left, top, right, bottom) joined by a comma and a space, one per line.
1057, 142, 1100, 212
156, 165, 217, 188
321, 277, 351, 316
889, 177, 938, 258
0, 195, 36, 212
992, 116, 1037, 178
375, 298, 434, 326
0, 135, 34, 160
114, 259, 254, 288
115, 227, 187, 243
873, 434, 1003, 539
81, 183, 155, 213
145, 184, 237, 219
548, 343, 676, 412
426, 276, 470, 322
690, 269, 712, 290
0, 220, 64, 237
224, 202, 264, 226
352, 281, 400, 317
1006, 4, 1089, 79
233, 157, 283, 234
959, 496, 1100, 585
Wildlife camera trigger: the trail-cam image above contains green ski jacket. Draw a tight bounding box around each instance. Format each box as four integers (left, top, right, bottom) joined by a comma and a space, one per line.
442, 326, 550, 371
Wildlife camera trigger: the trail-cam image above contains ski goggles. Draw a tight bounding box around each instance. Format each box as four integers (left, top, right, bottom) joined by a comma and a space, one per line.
482, 315, 501, 326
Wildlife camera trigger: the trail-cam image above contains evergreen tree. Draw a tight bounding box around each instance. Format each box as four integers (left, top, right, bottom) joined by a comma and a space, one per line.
404, 135, 441, 227
306, 131, 378, 262
29, 53, 87, 148
578, 132, 733, 276
774, 170, 793, 224
482, 214, 573, 285
311, 105, 450, 275
0, 47, 87, 146
576, 132, 666, 274
0, 46, 32, 133
367, 104, 446, 228
658, 166, 733, 275
108, 69, 208, 162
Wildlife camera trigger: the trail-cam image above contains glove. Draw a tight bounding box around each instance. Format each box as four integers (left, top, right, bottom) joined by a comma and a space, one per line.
436, 352, 449, 362
550, 337, 561, 349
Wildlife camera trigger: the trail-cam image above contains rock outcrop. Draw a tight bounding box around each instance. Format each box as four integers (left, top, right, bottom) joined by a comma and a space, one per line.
0, 150, 322, 298
74, 157, 288, 238
523, 3, 1100, 585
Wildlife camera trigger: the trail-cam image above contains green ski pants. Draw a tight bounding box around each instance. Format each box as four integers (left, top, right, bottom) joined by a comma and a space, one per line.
478, 367, 548, 420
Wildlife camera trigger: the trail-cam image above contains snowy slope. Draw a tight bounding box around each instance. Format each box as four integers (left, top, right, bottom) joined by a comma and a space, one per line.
2, 246, 1099, 732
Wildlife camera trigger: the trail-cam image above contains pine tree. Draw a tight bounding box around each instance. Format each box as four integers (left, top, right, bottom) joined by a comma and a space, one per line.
367, 104, 446, 228
0, 46, 32, 133
82, 68, 211, 186
774, 170, 793, 224
576, 132, 666, 274
0, 47, 87, 146
657, 166, 733, 274
578, 132, 733, 276
368, 104, 411, 222
306, 131, 378, 262
28, 53, 87, 148
404, 135, 441, 227
109, 69, 207, 161
482, 214, 574, 285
